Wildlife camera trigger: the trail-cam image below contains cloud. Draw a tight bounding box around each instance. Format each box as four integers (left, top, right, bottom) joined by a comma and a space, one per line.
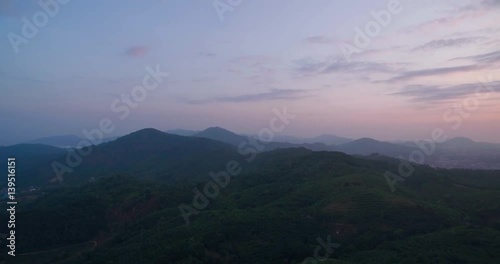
227, 56, 276, 74
293, 58, 327, 74
412, 37, 484, 52
482, 0, 500, 7
321, 61, 397, 74
459, 0, 500, 11
227, 56, 278, 86
451, 50, 500, 64
391, 81, 500, 102
401, 6, 486, 34
303, 35, 338, 44
124, 46, 149, 57
357, 46, 408, 57
379, 65, 483, 83
294, 57, 401, 76
403, 0, 499, 35
183, 88, 314, 104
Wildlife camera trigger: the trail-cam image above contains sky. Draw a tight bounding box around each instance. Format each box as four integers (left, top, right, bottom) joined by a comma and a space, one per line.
1, 0, 499, 145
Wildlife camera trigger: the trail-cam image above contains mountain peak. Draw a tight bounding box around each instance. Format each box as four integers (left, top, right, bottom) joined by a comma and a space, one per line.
130, 128, 165, 136
202, 126, 233, 132
25, 134, 84, 147
197, 127, 241, 137
113, 128, 173, 144
336, 137, 412, 157
444, 137, 477, 148
194, 127, 245, 145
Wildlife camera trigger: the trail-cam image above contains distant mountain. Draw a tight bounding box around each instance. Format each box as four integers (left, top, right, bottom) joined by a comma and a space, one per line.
336, 138, 413, 157
0, 144, 65, 158
25, 135, 84, 148
390, 137, 500, 170
441, 137, 484, 150
446, 136, 476, 144
271, 134, 352, 145
0, 144, 66, 188
265, 141, 334, 152
194, 126, 247, 146
23, 134, 117, 148
399, 137, 500, 150
297, 142, 335, 151
310, 134, 353, 145
425, 137, 500, 170
165, 129, 199, 136
27, 128, 240, 187
19, 128, 342, 188
194, 127, 335, 152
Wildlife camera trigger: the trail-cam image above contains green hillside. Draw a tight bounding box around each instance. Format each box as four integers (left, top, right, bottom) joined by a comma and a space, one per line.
2, 148, 499, 263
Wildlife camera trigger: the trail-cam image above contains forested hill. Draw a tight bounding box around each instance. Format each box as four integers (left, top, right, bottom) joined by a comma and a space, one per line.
3, 148, 500, 263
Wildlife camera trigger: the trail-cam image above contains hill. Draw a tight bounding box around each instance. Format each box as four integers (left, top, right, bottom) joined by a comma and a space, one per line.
273, 134, 352, 145
17, 128, 241, 188
311, 134, 352, 145
4, 148, 500, 263
0, 143, 65, 158
429, 138, 500, 170
194, 127, 335, 152
194, 126, 247, 146
25, 135, 84, 148
22, 134, 118, 148
336, 138, 413, 157
17, 128, 336, 189
0, 144, 66, 188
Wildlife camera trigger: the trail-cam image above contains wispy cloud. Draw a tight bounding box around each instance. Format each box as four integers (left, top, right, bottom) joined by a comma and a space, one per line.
293, 58, 327, 74
303, 35, 339, 44
378, 65, 483, 83
294, 57, 402, 77
183, 88, 314, 104
322, 61, 398, 74
451, 50, 500, 64
411, 37, 484, 51
124, 46, 149, 58
401, 1, 490, 35
403, 0, 499, 35
482, 0, 500, 8
391, 81, 500, 102
227, 55, 278, 86
358, 46, 408, 57
458, 0, 500, 11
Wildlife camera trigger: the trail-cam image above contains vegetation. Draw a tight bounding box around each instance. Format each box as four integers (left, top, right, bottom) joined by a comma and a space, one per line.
2, 145, 499, 263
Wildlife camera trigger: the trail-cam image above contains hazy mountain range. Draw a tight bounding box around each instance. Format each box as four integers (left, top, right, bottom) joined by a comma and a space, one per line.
2, 127, 500, 191
15, 127, 500, 153
20, 135, 118, 148
2, 128, 499, 263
